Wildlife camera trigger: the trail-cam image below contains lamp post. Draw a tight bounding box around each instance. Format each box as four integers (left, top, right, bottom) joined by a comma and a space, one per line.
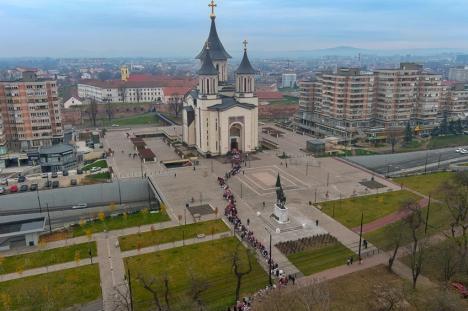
358, 212, 363, 262
46, 203, 52, 232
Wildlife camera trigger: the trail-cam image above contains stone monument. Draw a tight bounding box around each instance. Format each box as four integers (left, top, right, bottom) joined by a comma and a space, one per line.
273, 174, 289, 224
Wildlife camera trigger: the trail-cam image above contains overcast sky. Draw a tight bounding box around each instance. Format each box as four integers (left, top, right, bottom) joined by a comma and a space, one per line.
1, 0, 468, 57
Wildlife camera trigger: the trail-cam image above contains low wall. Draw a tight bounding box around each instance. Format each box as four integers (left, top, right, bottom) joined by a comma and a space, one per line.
0, 178, 151, 211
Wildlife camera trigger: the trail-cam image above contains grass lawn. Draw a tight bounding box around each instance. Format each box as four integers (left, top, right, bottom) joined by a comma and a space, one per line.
428, 135, 468, 149
126, 237, 267, 311
99, 113, 161, 127
41, 209, 171, 242
82, 159, 108, 171
321, 190, 420, 228
400, 238, 468, 285
0, 265, 101, 311
326, 265, 467, 311
364, 202, 452, 251
0, 242, 96, 275
85, 171, 111, 180
72, 210, 170, 237
394, 172, 455, 199
398, 140, 426, 152
119, 219, 229, 251
286, 242, 354, 276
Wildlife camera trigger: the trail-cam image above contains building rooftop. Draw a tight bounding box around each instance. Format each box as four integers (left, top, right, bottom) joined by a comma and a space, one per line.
0, 214, 46, 237
195, 16, 231, 61
236, 49, 257, 75
39, 143, 74, 155
198, 49, 219, 76
208, 96, 256, 111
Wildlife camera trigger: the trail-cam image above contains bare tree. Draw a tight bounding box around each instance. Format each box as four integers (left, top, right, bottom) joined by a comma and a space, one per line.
187, 270, 209, 311
440, 172, 468, 273
404, 202, 426, 289
169, 97, 183, 118
87, 97, 98, 127
105, 99, 114, 122
252, 278, 330, 311
387, 218, 407, 272
367, 283, 408, 311
136, 274, 171, 311
112, 282, 132, 311
385, 128, 403, 153
231, 243, 253, 302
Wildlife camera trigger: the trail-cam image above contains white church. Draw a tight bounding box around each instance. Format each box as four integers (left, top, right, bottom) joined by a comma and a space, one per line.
182, 1, 259, 156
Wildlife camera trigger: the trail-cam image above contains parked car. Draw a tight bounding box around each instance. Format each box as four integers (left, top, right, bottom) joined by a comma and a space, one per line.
44, 180, 52, 188
451, 282, 468, 298
72, 203, 88, 209
90, 167, 100, 173
9, 185, 18, 193
20, 184, 29, 192
460, 149, 468, 154
51, 172, 58, 178
41, 173, 49, 178
18, 175, 26, 183
70, 179, 77, 186
62, 170, 69, 176
111, 124, 120, 127
0, 178, 7, 185
77, 169, 83, 175
0, 186, 6, 194
52, 181, 59, 188
30, 183, 38, 191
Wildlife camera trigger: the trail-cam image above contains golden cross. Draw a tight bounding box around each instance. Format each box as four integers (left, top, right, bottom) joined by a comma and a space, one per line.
208, 0, 217, 17
243, 40, 248, 50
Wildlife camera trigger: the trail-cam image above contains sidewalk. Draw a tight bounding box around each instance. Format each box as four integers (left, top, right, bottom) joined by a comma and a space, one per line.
0, 257, 98, 283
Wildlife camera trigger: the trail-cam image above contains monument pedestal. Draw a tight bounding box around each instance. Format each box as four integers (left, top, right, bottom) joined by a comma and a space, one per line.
273, 203, 289, 224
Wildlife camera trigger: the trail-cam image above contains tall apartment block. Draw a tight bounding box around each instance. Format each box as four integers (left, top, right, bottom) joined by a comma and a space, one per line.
374, 63, 441, 128
443, 82, 468, 120
297, 68, 374, 138
296, 63, 444, 139
0, 71, 63, 151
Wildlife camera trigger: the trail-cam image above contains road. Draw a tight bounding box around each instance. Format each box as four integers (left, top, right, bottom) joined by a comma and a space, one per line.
346, 146, 468, 175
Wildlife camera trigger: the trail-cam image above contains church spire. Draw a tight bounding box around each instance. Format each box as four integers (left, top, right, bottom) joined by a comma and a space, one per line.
195, 1, 231, 61
236, 40, 256, 75
198, 42, 218, 76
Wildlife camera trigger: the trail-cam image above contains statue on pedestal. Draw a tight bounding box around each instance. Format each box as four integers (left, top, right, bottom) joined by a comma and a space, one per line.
273, 173, 289, 223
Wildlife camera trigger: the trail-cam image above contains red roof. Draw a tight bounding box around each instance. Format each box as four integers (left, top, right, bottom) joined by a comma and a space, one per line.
256, 91, 284, 100
163, 86, 193, 97
139, 148, 156, 160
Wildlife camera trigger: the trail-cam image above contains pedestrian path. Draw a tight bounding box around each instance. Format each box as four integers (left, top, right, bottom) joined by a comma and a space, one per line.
0, 257, 98, 283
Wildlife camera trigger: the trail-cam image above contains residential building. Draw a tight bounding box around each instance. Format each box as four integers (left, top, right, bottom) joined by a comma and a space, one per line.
448, 66, 468, 82
36, 143, 77, 173
282, 73, 297, 88
63, 96, 83, 109
0, 71, 63, 151
295, 63, 443, 139
444, 83, 468, 120
374, 63, 442, 128
0, 117, 6, 155
297, 68, 374, 138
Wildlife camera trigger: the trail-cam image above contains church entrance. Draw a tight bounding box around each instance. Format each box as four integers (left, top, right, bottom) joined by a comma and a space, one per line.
229, 123, 242, 152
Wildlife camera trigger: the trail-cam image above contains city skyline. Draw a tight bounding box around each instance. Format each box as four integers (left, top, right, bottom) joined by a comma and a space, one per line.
1, 0, 468, 57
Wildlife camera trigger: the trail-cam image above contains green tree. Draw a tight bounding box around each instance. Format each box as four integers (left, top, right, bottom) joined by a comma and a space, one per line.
455, 119, 463, 134
404, 122, 413, 144
440, 112, 448, 134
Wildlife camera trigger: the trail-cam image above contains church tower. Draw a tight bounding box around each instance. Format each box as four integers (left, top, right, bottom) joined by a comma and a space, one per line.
235, 40, 256, 98
198, 43, 219, 98
195, 1, 231, 82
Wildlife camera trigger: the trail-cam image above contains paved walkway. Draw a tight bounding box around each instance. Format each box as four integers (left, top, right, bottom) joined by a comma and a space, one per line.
0, 257, 98, 282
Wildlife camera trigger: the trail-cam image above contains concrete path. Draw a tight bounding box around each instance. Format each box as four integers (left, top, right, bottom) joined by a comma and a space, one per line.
0, 257, 98, 282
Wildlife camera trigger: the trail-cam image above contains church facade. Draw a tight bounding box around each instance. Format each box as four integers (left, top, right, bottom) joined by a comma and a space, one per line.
182, 1, 259, 156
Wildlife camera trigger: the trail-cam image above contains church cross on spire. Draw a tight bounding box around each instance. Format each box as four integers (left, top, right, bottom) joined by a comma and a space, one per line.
243, 39, 248, 51
208, 0, 217, 18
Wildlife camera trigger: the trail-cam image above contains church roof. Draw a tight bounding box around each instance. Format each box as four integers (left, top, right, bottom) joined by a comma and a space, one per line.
236, 49, 256, 75
208, 96, 256, 111
195, 17, 232, 61
198, 49, 219, 76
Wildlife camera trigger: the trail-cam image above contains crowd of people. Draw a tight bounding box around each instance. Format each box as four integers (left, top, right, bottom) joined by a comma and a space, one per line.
218, 151, 296, 311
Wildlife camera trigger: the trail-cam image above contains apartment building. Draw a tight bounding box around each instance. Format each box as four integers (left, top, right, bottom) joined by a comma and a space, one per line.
448, 67, 468, 82
297, 68, 374, 138
296, 63, 444, 139
0, 119, 6, 155
374, 63, 442, 128
444, 83, 468, 120
0, 71, 63, 151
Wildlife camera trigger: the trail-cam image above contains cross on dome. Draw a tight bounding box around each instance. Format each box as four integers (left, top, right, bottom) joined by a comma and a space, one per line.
243, 40, 248, 51
208, 0, 217, 17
